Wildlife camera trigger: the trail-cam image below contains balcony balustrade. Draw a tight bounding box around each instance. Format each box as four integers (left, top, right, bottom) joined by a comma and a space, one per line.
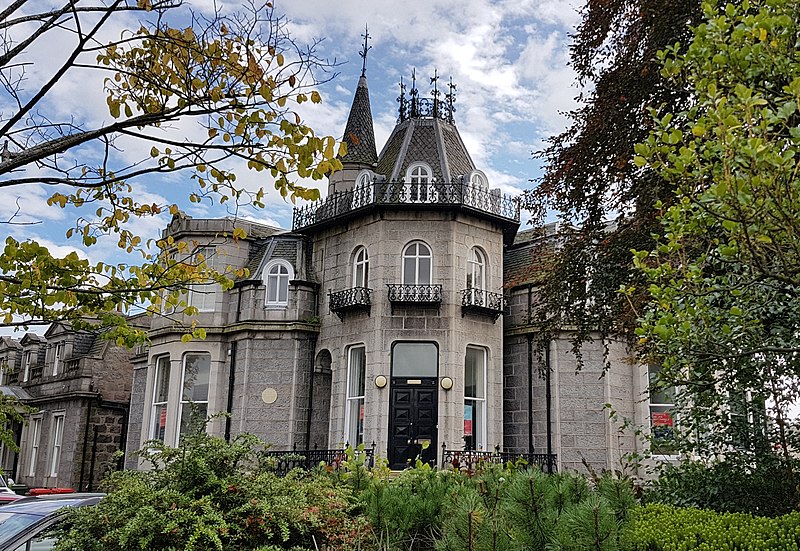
328, 287, 372, 320
293, 180, 519, 231
460, 289, 507, 322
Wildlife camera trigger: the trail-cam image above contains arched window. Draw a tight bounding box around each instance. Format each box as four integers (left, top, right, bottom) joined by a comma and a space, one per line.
404, 162, 433, 202
264, 260, 294, 307
466, 247, 486, 291
469, 170, 488, 190
402, 241, 432, 285
352, 246, 369, 288
356, 170, 372, 188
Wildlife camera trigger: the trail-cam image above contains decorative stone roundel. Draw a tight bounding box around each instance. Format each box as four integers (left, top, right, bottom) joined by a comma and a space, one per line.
261, 387, 278, 404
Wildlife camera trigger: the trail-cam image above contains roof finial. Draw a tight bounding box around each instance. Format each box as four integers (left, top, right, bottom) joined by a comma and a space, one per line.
397, 76, 407, 121
359, 24, 371, 77
410, 68, 419, 118
446, 76, 457, 124
430, 69, 440, 118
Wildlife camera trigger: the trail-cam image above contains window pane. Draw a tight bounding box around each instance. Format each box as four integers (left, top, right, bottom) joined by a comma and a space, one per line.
154, 357, 170, 402
392, 343, 437, 377
348, 347, 366, 398
183, 354, 210, 401
179, 402, 208, 437
278, 275, 289, 302
152, 404, 168, 441
465, 348, 485, 398
419, 258, 431, 284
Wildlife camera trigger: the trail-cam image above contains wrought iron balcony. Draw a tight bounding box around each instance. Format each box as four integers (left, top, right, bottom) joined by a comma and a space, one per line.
387, 284, 442, 313
292, 181, 519, 231
328, 287, 372, 320
460, 289, 507, 322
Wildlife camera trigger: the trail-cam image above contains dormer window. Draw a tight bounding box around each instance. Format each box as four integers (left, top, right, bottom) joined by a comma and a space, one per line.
264, 259, 294, 307
469, 170, 488, 190
404, 162, 434, 202
356, 170, 373, 188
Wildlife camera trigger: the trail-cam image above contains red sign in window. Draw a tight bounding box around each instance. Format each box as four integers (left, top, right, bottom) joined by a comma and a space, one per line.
652, 412, 673, 427
160, 408, 167, 428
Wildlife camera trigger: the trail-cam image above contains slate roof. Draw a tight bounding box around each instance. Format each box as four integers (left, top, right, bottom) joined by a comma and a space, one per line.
503, 224, 560, 290
340, 75, 378, 167
376, 117, 475, 181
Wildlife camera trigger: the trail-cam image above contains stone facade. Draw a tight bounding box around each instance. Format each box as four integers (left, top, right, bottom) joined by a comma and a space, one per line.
124, 68, 650, 475
0, 321, 143, 490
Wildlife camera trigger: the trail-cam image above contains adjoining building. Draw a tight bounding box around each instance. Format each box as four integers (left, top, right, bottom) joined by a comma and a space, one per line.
0, 320, 145, 490
124, 55, 656, 473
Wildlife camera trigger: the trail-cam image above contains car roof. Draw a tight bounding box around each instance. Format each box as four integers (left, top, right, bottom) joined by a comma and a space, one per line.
0, 493, 104, 515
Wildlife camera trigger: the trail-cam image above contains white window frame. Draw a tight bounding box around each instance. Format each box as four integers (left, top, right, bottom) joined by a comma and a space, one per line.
27, 416, 42, 477
468, 170, 488, 189
187, 246, 217, 312
345, 345, 366, 447
352, 246, 369, 288
404, 162, 434, 202
464, 346, 487, 451
49, 413, 65, 477
52, 342, 65, 377
22, 350, 32, 382
402, 241, 433, 285
648, 364, 677, 457
466, 247, 487, 305
176, 352, 211, 444
150, 355, 171, 442
264, 259, 294, 307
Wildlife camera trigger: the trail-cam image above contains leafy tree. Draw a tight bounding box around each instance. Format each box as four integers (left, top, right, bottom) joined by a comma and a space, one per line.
0, 0, 342, 343
522, 0, 701, 355
633, 0, 800, 461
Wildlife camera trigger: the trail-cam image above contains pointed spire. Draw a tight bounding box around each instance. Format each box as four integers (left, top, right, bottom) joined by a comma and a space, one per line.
340, 29, 377, 167
359, 24, 371, 77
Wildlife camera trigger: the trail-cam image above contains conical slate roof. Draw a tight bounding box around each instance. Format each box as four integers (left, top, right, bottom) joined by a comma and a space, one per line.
340, 75, 378, 166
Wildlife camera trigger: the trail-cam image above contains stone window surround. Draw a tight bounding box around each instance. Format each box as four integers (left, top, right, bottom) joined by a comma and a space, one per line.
27, 415, 42, 477
263, 259, 294, 308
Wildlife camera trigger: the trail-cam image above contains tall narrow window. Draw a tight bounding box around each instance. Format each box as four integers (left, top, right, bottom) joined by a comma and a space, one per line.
28, 417, 41, 477
464, 347, 487, 451
345, 346, 366, 447
264, 260, 293, 307
466, 247, 486, 305
177, 353, 211, 441
49, 413, 65, 477
188, 246, 217, 312
22, 351, 32, 382
52, 342, 65, 376
353, 247, 369, 288
402, 242, 432, 285
648, 364, 676, 455
0, 356, 6, 385
150, 356, 171, 442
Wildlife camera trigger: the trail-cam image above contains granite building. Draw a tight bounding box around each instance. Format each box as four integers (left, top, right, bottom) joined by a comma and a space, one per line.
124, 59, 654, 473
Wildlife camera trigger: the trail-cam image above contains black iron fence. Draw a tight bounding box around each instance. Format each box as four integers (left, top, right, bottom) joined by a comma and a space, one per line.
386, 284, 443, 303
441, 447, 557, 474
264, 446, 375, 477
293, 181, 519, 230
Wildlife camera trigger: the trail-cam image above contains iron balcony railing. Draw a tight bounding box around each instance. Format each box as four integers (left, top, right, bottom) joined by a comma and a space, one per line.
460, 289, 507, 322
387, 284, 442, 304
329, 287, 372, 320
264, 446, 375, 477
441, 448, 557, 474
292, 180, 519, 231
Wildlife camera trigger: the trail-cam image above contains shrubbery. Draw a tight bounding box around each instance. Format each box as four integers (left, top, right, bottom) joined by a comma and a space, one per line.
644, 455, 800, 517
625, 504, 800, 551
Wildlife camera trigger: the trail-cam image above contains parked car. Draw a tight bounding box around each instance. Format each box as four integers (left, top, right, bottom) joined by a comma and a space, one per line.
0, 476, 19, 506
0, 493, 103, 551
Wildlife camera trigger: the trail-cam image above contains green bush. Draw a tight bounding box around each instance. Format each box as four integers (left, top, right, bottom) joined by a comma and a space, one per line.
624, 503, 800, 550
53, 432, 369, 550
645, 455, 800, 517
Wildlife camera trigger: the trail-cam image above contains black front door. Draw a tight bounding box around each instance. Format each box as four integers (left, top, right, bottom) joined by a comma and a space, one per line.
388, 378, 438, 469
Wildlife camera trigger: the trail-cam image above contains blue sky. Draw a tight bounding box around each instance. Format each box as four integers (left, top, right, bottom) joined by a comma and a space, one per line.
0, 0, 582, 335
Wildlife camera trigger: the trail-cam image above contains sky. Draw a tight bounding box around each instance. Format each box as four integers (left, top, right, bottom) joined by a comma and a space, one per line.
0, 0, 584, 336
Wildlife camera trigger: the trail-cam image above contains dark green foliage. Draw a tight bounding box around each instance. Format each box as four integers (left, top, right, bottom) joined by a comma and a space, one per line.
644, 455, 800, 518
52, 432, 368, 550
624, 503, 800, 550
359, 463, 454, 550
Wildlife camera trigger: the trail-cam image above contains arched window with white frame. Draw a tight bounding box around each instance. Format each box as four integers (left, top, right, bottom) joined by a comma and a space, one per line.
404, 162, 434, 202
466, 247, 487, 305
402, 241, 432, 285
264, 259, 294, 307
352, 246, 369, 289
